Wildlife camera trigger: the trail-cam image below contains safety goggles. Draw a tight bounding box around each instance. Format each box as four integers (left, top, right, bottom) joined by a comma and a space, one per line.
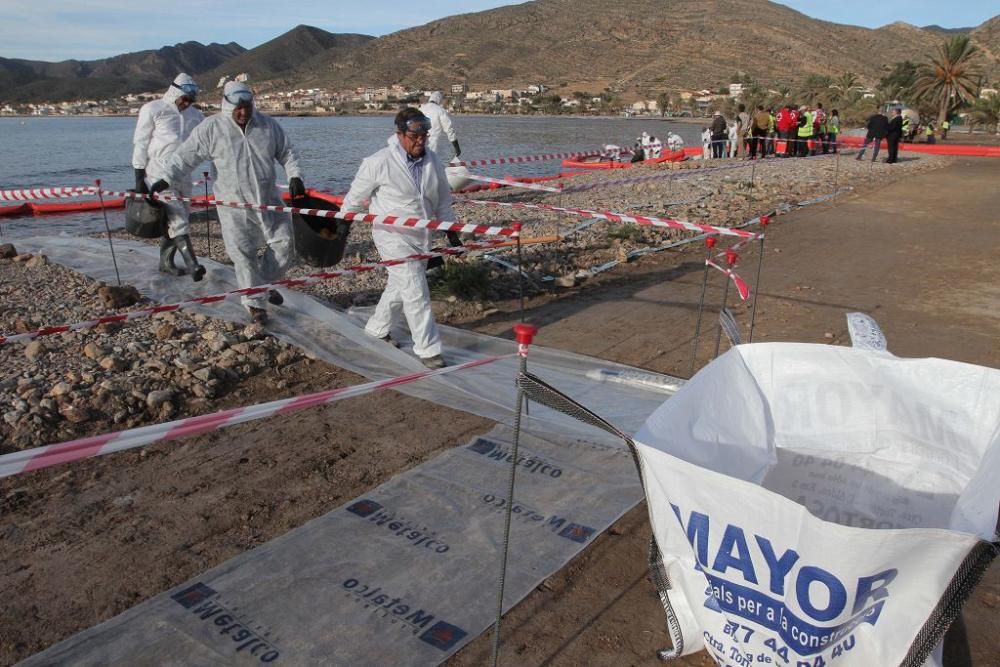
399, 117, 431, 137
224, 89, 254, 107
171, 82, 200, 99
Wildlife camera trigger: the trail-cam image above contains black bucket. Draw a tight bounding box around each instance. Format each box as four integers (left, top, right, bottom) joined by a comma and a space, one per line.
291, 195, 352, 267
124, 194, 166, 238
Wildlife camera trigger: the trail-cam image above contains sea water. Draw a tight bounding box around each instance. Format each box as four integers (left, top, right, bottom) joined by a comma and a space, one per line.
0, 114, 703, 237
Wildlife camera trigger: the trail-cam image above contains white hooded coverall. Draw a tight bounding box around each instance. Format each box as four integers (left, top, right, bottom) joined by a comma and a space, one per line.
419, 92, 459, 161
162, 81, 302, 310
131, 73, 204, 238
341, 135, 455, 359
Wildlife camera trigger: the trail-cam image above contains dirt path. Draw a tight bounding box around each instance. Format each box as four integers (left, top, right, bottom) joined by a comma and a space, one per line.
1, 158, 998, 666
448, 158, 1000, 666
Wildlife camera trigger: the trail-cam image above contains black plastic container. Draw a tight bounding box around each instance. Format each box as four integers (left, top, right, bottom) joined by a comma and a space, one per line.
291, 195, 352, 267
124, 195, 166, 238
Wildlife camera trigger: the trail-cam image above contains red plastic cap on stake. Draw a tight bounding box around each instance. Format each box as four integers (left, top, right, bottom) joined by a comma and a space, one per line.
705, 236, 717, 248
95, 179, 101, 187
514, 323, 538, 346
725, 249, 738, 266
513, 222, 523, 233
760, 215, 770, 227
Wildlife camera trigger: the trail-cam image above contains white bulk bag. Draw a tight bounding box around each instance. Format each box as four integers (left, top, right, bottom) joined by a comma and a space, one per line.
635, 343, 1000, 666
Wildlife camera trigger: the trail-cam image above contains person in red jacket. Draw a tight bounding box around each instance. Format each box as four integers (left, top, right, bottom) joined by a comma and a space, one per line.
786, 105, 800, 157
774, 105, 790, 158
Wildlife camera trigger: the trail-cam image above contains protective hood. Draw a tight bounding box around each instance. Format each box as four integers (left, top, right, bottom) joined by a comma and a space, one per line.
222, 81, 253, 114
427, 91, 443, 104
163, 73, 197, 104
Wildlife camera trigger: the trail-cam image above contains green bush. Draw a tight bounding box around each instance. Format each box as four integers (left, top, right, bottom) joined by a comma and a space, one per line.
607, 224, 646, 242
429, 260, 492, 300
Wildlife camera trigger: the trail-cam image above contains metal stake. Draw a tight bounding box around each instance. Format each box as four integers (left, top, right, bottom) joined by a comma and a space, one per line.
748, 215, 770, 343
832, 151, 841, 202
490, 323, 538, 667
203, 171, 212, 258
688, 236, 717, 378
95, 179, 122, 286
712, 249, 738, 358
514, 222, 525, 321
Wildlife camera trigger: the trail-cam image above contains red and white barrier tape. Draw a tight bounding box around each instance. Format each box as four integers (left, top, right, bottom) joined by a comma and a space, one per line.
706, 258, 751, 300
0, 186, 96, 202
723, 231, 764, 255
0, 238, 518, 347
102, 189, 519, 238
465, 174, 561, 193
0, 353, 511, 479
454, 149, 602, 168
458, 199, 756, 239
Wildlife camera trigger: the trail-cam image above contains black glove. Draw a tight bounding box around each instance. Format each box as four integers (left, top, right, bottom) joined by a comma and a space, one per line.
451, 140, 461, 158
134, 168, 148, 194
289, 177, 305, 200
148, 179, 169, 200
445, 231, 463, 247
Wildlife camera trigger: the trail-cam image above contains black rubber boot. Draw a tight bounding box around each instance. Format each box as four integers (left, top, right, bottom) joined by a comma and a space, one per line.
173, 234, 206, 282
158, 236, 186, 276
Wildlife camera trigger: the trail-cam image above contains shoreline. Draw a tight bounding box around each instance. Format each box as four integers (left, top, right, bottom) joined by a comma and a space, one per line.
4, 113, 997, 146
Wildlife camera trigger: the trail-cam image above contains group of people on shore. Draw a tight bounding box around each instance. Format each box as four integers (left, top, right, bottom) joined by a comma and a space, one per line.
701, 103, 841, 160
132, 74, 461, 369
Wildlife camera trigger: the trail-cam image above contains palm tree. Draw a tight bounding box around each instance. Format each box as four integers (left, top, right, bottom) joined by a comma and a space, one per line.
967, 94, 1000, 134
798, 74, 833, 105
912, 36, 981, 126
829, 72, 863, 104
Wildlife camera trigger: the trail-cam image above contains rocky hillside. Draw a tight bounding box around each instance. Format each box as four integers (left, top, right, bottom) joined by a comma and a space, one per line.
198, 25, 375, 92
3, 1, 998, 102
0, 42, 245, 102
299, 0, 999, 95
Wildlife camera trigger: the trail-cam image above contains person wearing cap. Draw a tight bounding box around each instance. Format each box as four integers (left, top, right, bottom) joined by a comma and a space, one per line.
151, 81, 306, 325
340, 107, 455, 370
419, 91, 460, 161
132, 73, 206, 280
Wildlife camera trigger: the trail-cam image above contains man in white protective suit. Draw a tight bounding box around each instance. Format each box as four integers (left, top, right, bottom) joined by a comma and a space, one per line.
419, 91, 461, 161
340, 107, 454, 369
151, 81, 306, 325
666, 131, 685, 152
132, 73, 206, 280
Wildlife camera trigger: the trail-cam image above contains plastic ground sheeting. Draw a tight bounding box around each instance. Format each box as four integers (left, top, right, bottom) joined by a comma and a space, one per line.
15, 235, 681, 664
16, 235, 674, 437
23, 425, 644, 665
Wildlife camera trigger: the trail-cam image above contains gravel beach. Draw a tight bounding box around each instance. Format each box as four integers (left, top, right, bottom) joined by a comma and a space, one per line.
1, 150, 951, 454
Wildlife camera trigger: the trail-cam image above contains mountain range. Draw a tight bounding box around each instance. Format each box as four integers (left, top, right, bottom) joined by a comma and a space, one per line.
1, 0, 998, 104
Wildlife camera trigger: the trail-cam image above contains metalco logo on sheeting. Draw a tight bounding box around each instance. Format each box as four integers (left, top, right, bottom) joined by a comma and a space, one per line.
171, 582, 281, 663
467, 437, 563, 478
480, 493, 596, 544
342, 576, 468, 651
346, 499, 451, 554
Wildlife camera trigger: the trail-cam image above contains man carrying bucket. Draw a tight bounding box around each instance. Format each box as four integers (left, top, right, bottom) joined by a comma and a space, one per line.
150, 81, 306, 325
132, 73, 206, 280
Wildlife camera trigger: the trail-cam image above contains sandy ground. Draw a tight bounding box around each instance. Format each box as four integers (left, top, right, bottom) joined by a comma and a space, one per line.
1, 156, 999, 666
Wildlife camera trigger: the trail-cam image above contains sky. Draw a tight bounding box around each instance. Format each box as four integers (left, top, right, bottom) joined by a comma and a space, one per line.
3, 0, 998, 62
